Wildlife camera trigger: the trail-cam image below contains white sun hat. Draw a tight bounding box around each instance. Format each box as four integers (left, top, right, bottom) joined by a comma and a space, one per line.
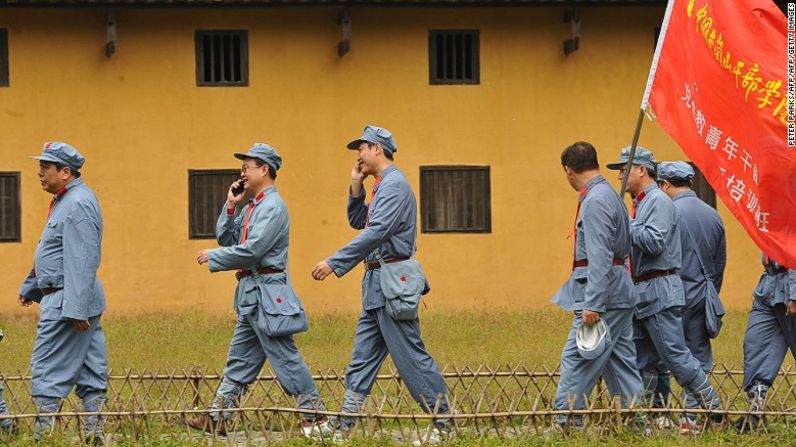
576, 318, 612, 360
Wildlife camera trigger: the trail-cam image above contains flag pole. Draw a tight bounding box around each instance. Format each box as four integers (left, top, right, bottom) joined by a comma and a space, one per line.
619, 0, 677, 197
618, 110, 647, 197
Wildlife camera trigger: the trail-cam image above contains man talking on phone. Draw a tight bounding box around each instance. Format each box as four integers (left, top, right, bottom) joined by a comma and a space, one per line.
191, 143, 330, 439
311, 125, 450, 445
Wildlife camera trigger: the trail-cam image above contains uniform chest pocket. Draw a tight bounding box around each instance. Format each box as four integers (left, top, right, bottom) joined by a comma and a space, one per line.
42, 220, 62, 242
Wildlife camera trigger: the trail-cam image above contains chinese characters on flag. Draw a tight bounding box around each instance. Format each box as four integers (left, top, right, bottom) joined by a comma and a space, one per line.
645, 0, 796, 268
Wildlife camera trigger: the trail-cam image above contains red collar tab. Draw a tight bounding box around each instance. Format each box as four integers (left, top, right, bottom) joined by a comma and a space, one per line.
253, 191, 266, 204
55, 187, 68, 199
634, 191, 647, 204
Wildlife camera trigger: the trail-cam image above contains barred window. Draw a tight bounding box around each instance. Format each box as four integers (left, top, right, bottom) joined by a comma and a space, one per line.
0, 29, 8, 87
188, 169, 241, 239
420, 166, 491, 233
195, 30, 249, 86
428, 30, 480, 85
688, 162, 717, 209
0, 172, 21, 242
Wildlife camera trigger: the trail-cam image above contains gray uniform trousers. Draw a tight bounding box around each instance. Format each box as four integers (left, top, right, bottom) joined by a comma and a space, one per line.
31, 315, 108, 439
554, 308, 642, 426
682, 299, 713, 373
634, 306, 720, 412
681, 298, 713, 415
740, 300, 796, 409
213, 310, 324, 422
335, 307, 449, 431
653, 300, 712, 419
0, 381, 10, 430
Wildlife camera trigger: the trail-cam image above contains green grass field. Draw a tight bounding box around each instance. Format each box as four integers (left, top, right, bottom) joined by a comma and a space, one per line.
0, 309, 772, 372
1, 309, 795, 446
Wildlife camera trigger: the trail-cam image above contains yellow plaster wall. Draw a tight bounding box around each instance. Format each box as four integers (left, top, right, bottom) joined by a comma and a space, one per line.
0, 7, 762, 316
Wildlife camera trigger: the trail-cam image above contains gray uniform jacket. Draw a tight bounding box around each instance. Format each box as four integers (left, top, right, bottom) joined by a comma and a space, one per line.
672, 191, 726, 308
630, 183, 685, 318
18, 177, 106, 321
327, 165, 418, 310
209, 186, 290, 314
753, 255, 796, 307
552, 175, 635, 312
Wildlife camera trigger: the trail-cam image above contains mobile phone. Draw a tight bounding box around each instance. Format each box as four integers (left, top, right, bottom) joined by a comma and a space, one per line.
231, 181, 245, 196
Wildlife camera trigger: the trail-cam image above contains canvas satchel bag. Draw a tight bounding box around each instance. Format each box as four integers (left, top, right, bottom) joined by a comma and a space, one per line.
255, 254, 309, 337
376, 238, 427, 321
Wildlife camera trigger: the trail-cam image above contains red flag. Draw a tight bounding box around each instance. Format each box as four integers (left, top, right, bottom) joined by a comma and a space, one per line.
645, 0, 796, 269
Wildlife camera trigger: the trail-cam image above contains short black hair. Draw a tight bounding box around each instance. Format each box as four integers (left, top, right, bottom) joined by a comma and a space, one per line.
251, 157, 277, 180
368, 142, 394, 160
561, 141, 599, 173
643, 165, 657, 181
666, 179, 692, 188
53, 162, 81, 178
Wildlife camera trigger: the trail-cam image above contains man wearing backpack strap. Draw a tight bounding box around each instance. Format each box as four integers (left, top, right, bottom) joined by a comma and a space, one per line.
657, 161, 727, 433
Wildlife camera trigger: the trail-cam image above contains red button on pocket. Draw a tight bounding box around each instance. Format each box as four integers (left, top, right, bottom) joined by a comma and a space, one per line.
400, 276, 407, 282
276, 297, 283, 303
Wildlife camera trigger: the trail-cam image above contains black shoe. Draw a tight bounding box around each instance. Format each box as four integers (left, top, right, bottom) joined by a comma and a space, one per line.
709, 413, 727, 427
734, 415, 762, 433
85, 435, 105, 446
0, 423, 17, 439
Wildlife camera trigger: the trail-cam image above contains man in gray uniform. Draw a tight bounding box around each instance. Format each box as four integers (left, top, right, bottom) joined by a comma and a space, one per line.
17, 142, 108, 444
0, 385, 11, 438
735, 256, 796, 432
0, 386, 11, 439
606, 147, 723, 432
551, 142, 642, 431
0, 329, 15, 438
657, 161, 727, 429
311, 125, 450, 443
191, 143, 329, 438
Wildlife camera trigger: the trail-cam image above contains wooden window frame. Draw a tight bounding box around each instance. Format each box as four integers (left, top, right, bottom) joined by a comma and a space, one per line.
428, 29, 480, 85
687, 162, 717, 209
0, 172, 21, 242
195, 30, 249, 87
420, 165, 491, 234
188, 169, 241, 239
0, 29, 9, 87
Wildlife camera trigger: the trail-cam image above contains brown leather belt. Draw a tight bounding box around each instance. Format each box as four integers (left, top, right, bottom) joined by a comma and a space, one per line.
40, 287, 63, 296
633, 269, 675, 284
572, 258, 626, 269
236, 267, 283, 281
365, 257, 409, 271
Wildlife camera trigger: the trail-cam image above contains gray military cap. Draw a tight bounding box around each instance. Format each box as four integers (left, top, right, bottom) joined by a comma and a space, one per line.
658, 161, 695, 182
346, 125, 397, 155
234, 143, 283, 172
606, 146, 657, 173
32, 142, 85, 172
